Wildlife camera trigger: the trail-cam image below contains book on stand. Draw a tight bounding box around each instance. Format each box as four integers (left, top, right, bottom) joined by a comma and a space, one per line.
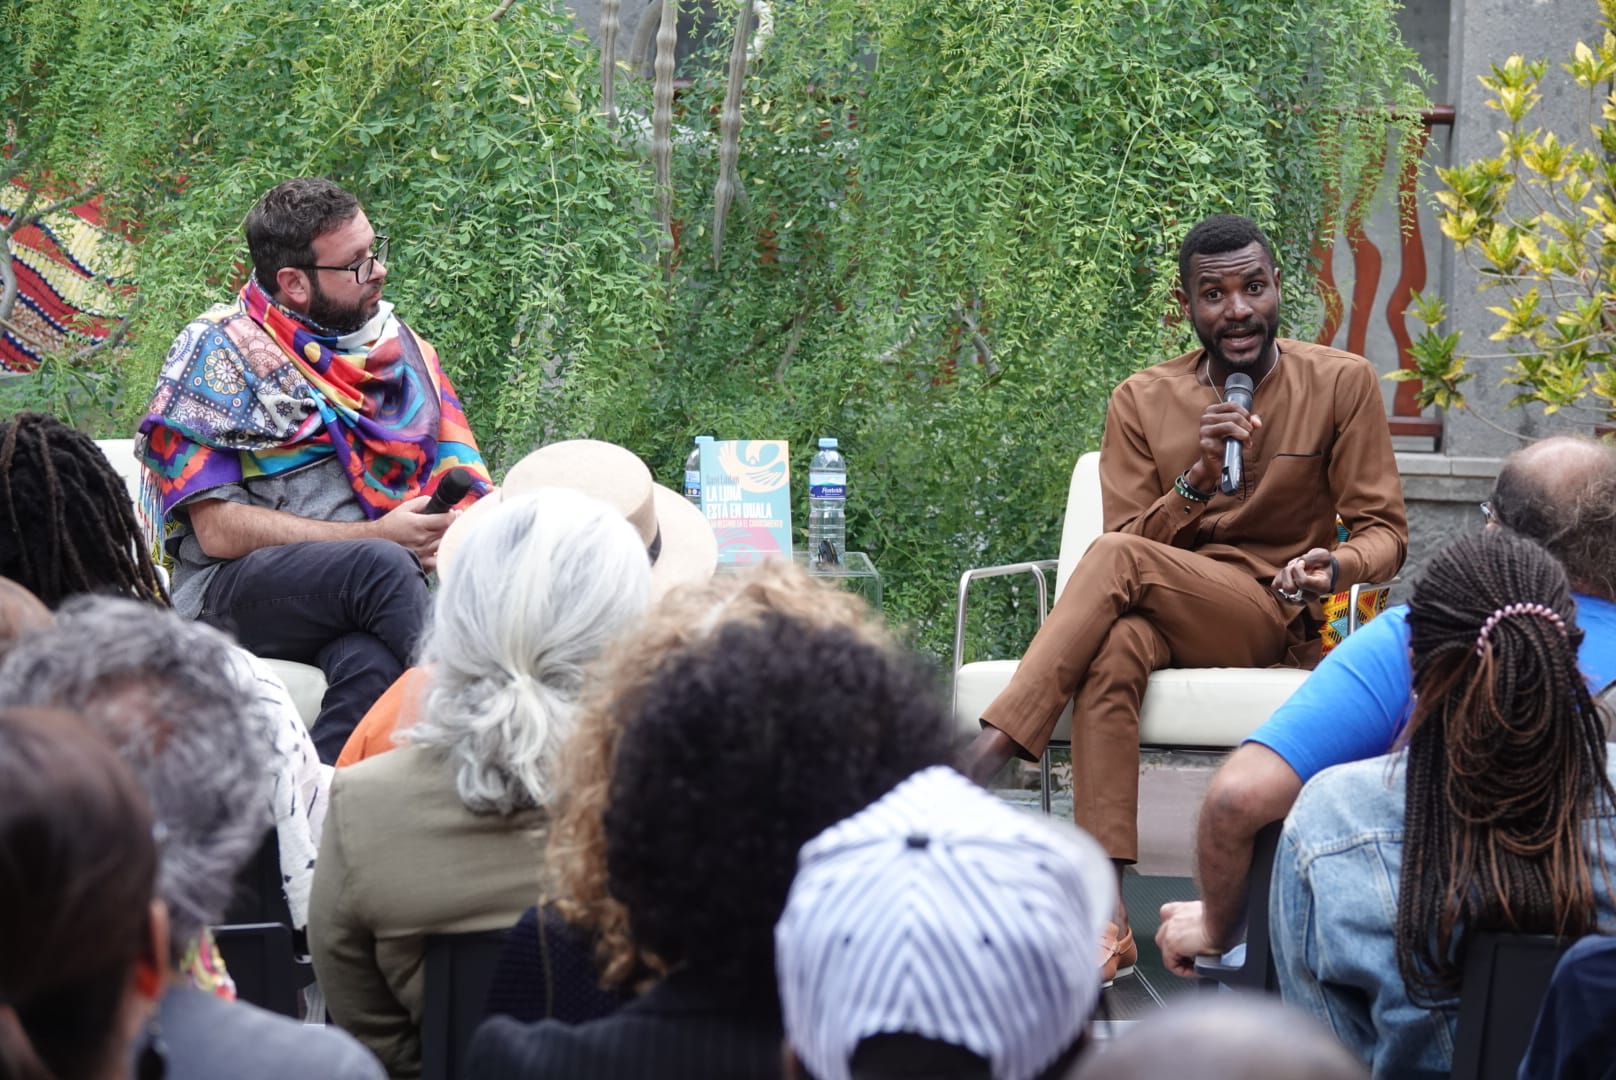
698, 439, 793, 564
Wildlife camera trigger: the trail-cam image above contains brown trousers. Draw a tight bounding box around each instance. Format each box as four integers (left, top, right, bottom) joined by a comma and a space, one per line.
980, 532, 1295, 862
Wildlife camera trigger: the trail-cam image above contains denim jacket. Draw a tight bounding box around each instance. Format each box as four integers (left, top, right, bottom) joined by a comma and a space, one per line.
1269, 749, 1616, 1079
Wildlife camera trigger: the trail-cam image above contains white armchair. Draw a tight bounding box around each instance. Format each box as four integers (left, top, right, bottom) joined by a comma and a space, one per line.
951, 451, 1384, 810
95, 438, 328, 729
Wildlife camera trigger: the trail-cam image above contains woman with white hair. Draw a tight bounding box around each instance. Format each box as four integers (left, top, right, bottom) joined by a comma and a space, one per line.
308, 488, 653, 1078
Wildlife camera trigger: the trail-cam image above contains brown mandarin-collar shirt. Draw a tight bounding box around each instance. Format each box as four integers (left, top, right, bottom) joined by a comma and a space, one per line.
1099, 338, 1407, 590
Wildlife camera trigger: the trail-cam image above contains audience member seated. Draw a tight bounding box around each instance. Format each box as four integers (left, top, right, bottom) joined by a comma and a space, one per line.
1518, 934, 1616, 1080
484, 551, 872, 1029
466, 561, 957, 1079
1270, 530, 1616, 1077
0, 707, 169, 1080
336, 437, 716, 767
1160, 435, 1616, 976
0, 576, 50, 659
0, 412, 328, 935
1067, 998, 1367, 1080
309, 489, 652, 1077
0, 411, 170, 608
0, 598, 384, 1079
775, 766, 1114, 1080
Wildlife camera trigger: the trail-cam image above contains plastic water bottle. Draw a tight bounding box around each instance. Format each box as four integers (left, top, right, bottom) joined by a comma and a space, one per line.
684, 435, 713, 509
808, 437, 847, 566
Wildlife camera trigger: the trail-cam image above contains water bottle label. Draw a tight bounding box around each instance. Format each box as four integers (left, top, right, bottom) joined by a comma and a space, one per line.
808, 472, 845, 499
684, 470, 701, 500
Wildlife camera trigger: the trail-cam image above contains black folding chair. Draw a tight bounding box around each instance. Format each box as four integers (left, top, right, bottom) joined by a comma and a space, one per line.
1450, 932, 1568, 1080
1193, 820, 1283, 993
213, 922, 313, 1018
223, 830, 296, 930
421, 929, 510, 1080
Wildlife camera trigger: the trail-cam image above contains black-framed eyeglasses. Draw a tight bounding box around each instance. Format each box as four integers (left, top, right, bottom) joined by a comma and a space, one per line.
302, 235, 389, 284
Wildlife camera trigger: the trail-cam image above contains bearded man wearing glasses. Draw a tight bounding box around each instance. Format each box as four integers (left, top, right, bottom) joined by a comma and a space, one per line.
138, 177, 493, 762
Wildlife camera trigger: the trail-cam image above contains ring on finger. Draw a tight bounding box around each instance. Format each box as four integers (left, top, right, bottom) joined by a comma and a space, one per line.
1278, 588, 1304, 603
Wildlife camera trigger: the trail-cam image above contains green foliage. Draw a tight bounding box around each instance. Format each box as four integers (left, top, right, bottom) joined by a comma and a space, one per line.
3, 0, 659, 456
565, 0, 1426, 655
1410, 3, 1616, 419
4, 0, 1424, 660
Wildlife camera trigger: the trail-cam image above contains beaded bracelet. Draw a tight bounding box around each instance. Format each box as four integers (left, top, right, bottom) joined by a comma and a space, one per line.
1174, 471, 1213, 503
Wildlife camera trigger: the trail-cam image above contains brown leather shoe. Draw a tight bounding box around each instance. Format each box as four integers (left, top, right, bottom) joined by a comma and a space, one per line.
1100, 921, 1138, 987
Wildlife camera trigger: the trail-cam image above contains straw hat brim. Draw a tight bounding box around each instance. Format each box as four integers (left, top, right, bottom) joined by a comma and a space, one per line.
437, 481, 717, 600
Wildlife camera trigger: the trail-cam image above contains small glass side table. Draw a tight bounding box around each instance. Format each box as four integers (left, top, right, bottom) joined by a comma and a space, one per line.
792, 549, 882, 611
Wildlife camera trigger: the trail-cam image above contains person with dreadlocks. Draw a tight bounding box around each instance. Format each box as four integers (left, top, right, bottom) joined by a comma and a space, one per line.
1269, 529, 1616, 1077
1160, 435, 1616, 981
137, 177, 493, 762
0, 412, 169, 608
0, 411, 329, 949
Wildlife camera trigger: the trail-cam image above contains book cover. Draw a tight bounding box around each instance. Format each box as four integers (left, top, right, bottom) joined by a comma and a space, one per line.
699, 439, 792, 563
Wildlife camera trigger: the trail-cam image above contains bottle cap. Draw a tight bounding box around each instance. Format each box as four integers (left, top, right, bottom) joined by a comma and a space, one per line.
695, 435, 715, 444
817, 437, 838, 449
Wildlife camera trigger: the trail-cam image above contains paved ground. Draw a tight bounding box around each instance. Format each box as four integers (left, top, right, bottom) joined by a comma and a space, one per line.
992, 748, 1226, 1017
994, 748, 1223, 878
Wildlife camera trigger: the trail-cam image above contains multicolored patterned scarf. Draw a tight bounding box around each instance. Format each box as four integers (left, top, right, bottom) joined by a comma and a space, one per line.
139, 277, 490, 520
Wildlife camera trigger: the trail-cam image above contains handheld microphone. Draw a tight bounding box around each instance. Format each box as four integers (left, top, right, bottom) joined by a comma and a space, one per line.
1220, 372, 1255, 496
422, 467, 475, 515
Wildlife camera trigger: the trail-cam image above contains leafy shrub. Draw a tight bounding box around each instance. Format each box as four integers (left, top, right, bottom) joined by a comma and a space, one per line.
1404, 2, 1616, 422
3, 0, 1423, 659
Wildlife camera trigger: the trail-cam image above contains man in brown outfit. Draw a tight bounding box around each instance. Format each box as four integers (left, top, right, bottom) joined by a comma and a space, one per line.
962, 214, 1407, 980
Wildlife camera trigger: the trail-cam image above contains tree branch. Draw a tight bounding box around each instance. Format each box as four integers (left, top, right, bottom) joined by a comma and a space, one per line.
71, 295, 142, 362
488, 0, 518, 20
774, 310, 807, 386
0, 240, 18, 329
599, 0, 621, 128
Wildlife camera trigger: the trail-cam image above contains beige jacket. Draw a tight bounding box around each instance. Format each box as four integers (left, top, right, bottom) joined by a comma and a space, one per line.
308, 744, 547, 1079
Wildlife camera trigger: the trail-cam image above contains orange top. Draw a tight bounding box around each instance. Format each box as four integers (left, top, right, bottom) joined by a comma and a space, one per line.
335, 666, 432, 768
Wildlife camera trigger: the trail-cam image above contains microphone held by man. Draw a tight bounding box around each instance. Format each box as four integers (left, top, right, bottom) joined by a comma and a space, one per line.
1220, 372, 1255, 495
422, 467, 476, 515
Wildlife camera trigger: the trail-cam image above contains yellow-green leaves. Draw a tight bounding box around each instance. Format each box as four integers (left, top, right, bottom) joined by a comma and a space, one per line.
1480, 55, 1546, 123
1419, 22, 1616, 419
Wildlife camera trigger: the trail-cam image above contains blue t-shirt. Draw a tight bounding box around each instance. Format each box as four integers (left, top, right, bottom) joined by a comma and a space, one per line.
1248, 593, 1616, 782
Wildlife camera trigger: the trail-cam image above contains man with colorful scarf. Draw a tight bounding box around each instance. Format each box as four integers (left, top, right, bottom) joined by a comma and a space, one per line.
138, 178, 493, 762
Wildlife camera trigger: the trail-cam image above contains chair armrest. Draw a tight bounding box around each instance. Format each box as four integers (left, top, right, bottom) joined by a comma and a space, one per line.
952, 560, 1059, 681
1346, 578, 1398, 636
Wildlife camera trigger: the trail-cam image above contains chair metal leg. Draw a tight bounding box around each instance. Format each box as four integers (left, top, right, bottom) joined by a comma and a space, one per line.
1039, 748, 1053, 815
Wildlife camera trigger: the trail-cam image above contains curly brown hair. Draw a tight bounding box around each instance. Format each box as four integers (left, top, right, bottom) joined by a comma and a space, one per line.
543, 560, 913, 990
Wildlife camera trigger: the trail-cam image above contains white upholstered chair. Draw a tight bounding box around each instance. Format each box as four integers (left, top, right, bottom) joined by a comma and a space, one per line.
96, 438, 329, 728
951, 451, 1383, 810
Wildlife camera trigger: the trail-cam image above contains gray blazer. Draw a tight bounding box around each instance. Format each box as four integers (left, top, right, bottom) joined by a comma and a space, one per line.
153, 986, 383, 1079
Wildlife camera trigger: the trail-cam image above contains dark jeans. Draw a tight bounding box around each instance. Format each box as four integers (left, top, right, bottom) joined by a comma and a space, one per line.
201, 538, 431, 763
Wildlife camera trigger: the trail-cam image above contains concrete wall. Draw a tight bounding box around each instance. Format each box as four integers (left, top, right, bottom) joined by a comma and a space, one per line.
1323, 0, 1606, 595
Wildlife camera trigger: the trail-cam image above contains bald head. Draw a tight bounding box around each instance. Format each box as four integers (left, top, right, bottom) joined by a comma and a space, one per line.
1066, 999, 1366, 1080
1491, 436, 1616, 599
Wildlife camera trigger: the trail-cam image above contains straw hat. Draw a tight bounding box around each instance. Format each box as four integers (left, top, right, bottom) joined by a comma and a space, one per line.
438, 439, 718, 599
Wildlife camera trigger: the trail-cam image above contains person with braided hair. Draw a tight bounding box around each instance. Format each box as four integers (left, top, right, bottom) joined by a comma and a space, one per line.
1268, 529, 1616, 1077
0, 412, 330, 946
0, 412, 168, 609
1161, 435, 1616, 980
